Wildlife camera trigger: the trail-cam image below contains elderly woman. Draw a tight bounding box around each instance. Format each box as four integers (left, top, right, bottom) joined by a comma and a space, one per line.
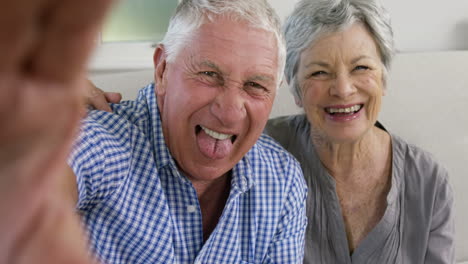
264, 0, 454, 263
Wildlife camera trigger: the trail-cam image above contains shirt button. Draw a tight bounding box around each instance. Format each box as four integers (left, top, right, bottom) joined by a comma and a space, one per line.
187, 205, 197, 213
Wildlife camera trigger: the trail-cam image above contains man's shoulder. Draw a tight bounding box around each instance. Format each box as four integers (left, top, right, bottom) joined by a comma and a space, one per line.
249, 133, 303, 180
83, 84, 154, 139
245, 133, 307, 212
255, 133, 295, 159
256, 133, 289, 153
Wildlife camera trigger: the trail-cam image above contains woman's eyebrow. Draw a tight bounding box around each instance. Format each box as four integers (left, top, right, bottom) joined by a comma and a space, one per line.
305, 61, 330, 69
351, 55, 372, 64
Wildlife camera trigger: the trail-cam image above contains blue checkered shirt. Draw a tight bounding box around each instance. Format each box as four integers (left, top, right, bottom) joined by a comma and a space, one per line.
69, 83, 307, 264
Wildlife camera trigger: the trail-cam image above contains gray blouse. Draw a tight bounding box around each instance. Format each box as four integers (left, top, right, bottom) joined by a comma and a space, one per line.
265, 114, 455, 264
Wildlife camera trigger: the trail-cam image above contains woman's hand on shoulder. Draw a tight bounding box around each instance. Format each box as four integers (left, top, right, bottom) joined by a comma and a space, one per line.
85, 80, 122, 112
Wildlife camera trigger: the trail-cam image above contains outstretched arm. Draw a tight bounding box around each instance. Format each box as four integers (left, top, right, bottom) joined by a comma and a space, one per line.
0, 0, 114, 263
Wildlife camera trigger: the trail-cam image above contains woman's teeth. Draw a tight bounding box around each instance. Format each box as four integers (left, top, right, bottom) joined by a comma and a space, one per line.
326, 104, 362, 114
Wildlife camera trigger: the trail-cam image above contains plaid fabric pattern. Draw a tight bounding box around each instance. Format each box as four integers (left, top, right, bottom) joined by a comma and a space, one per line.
69, 83, 307, 264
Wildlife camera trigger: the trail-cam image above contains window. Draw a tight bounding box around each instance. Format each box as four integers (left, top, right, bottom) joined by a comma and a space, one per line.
89, 0, 178, 72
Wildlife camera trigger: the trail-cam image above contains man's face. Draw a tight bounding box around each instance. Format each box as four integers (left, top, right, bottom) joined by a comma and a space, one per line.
154, 16, 279, 183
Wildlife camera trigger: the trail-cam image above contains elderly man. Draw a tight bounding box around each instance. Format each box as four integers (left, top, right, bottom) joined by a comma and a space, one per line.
1, 0, 307, 263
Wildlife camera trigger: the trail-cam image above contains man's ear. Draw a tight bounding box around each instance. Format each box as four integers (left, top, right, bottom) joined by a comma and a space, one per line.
153, 44, 167, 97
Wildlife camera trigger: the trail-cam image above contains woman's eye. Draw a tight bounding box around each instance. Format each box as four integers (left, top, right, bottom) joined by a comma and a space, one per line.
310, 71, 327, 77
354, 65, 370, 71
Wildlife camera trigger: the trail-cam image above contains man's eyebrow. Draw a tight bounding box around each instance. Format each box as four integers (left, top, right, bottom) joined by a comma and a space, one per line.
248, 74, 275, 84
198, 59, 275, 83
199, 60, 222, 72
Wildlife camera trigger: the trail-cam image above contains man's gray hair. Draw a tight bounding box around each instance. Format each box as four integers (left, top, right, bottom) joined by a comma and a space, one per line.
161, 0, 286, 84
283, 0, 395, 104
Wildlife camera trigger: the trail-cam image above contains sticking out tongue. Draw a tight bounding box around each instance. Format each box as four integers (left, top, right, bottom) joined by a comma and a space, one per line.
197, 129, 233, 159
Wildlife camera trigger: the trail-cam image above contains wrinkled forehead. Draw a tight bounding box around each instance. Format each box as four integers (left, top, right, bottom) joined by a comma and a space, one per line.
180, 18, 280, 82
300, 23, 381, 64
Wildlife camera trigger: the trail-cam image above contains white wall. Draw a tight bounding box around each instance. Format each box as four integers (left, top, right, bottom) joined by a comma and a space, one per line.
382, 0, 468, 52
268, 0, 468, 52
90, 0, 468, 74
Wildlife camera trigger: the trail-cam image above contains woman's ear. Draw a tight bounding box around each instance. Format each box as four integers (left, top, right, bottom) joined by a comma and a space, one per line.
295, 97, 303, 108
288, 78, 303, 108
153, 44, 167, 97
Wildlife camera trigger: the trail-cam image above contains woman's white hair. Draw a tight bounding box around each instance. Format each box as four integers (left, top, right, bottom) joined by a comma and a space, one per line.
283, 0, 395, 104
160, 0, 286, 83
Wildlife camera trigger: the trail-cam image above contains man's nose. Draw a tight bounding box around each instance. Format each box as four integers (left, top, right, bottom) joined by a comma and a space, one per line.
211, 87, 246, 127
329, 74, 356, 98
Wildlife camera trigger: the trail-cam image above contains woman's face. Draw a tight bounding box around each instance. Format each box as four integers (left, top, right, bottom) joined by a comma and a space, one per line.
297, 23, 385, 144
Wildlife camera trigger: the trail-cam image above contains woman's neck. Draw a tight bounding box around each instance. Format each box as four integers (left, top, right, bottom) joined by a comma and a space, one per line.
312, 126, 391, 182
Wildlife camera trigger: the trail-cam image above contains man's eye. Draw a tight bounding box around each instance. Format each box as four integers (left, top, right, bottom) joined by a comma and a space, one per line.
246, 82, 267, 91
200, 71, 218, 78
245, 82, 271, 97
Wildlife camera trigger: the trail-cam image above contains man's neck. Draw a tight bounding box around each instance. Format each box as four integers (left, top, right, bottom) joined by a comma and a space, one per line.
193, 172, 232, 242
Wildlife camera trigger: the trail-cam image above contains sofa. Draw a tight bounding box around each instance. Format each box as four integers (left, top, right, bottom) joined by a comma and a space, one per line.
90, 50, 468, 263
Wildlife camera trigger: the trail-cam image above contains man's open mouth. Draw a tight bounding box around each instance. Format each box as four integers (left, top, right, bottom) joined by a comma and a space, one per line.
195, 125, 237, 143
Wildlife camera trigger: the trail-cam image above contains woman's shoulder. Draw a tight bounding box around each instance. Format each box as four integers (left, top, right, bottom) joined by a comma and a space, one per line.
391, 133, 449, 182
266, 113, 307, 130
390, 132, 454, 253
390, 132, 452, 207
265, 114, 308, 146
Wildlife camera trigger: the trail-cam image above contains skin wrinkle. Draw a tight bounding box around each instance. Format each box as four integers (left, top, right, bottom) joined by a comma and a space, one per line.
315, 127, 384, 176
183, 55, 271, 96
184, 56, 275, 107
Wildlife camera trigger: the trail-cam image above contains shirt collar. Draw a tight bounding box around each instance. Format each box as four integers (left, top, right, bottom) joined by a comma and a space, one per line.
141, 83, 174, 170
231, 154, 255, 195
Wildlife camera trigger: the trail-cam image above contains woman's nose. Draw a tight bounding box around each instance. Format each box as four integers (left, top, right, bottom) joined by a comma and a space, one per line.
329, 74, 356, 98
